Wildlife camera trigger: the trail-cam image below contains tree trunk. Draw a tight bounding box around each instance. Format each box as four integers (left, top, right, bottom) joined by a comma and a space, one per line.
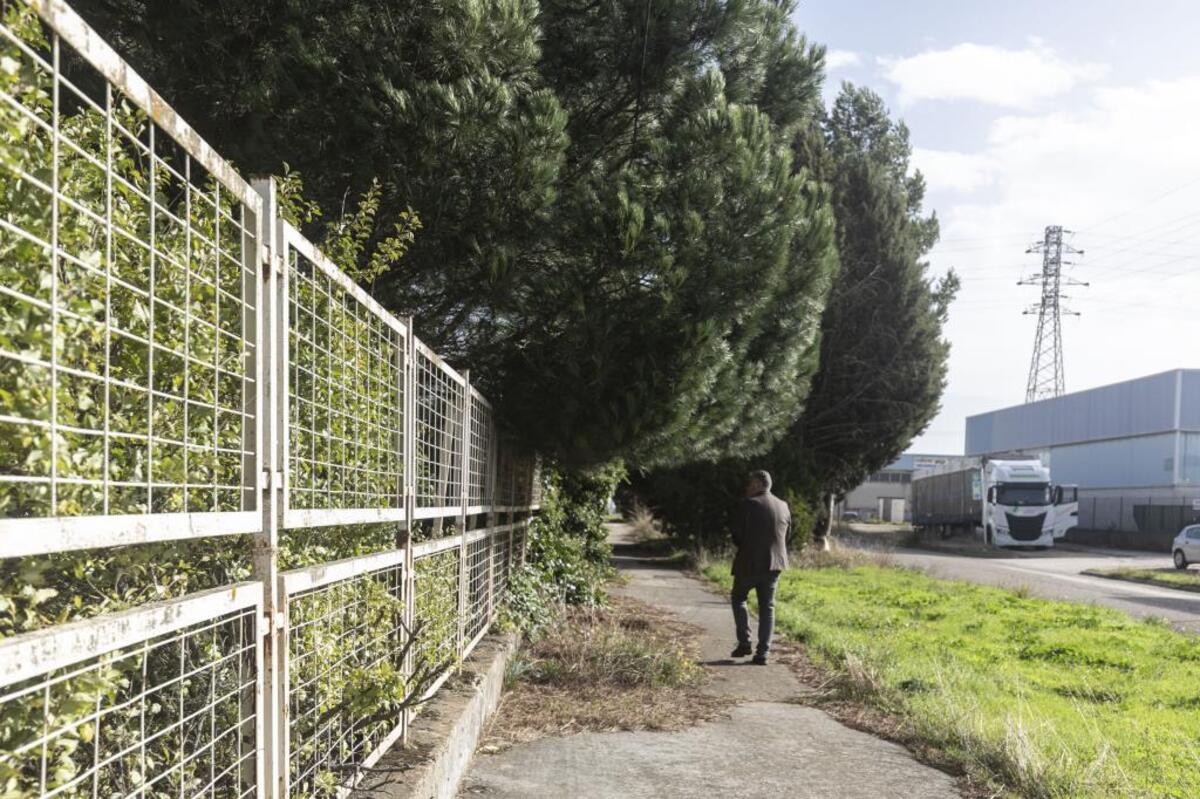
811, 493, 834, 551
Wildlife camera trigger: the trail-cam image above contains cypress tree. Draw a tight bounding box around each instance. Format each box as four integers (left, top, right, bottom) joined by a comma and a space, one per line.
774, 84, 957, 535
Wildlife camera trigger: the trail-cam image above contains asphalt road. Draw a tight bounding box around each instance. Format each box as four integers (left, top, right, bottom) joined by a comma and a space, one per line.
858, 543, 1200, 633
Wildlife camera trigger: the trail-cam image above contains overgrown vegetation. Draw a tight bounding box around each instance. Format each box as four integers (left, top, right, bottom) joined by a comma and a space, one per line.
485, 595, 728, 749
628, 503, 663, 544
703, 557, 1200, 798
500, 462, 625, 634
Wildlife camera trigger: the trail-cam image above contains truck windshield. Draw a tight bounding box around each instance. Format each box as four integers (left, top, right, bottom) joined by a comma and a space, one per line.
996, 483, 1051, 506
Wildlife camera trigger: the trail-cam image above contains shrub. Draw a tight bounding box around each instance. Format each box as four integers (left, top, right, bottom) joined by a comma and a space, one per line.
500, 461, 625, 633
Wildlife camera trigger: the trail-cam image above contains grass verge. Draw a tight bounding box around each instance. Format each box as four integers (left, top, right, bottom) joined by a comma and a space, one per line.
482, 595, 730, 750
1082, 566, 1200, 593
703, 551, 1200, 798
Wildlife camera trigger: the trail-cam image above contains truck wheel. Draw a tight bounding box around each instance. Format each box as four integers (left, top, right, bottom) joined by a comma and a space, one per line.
986, 526, 994, 546
1175, 549, 1188, 570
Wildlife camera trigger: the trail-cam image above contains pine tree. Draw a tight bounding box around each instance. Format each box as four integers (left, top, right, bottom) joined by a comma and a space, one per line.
775, 84, 958, 535
489, 2, 837, 466
634, 85, 957, 545
73, 1, 839, 470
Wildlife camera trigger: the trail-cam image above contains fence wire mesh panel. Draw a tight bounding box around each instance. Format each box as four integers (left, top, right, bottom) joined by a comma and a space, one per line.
491, 528, 512, 595
412, 546, 460, 703
413, 344, 463, 514
467, 392, 492, 510
283, 226, 405, 527
463, 532, 491, 648
512, 522, 528, 568
511, 455, 534, 509
0, 0, 260, 555
282, 555, 406, 797
0, 584, 262, 798
1073, 494, 1200, 549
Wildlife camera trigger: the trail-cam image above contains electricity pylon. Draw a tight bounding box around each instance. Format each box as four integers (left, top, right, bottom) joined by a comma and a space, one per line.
1020, 225, 1087, 403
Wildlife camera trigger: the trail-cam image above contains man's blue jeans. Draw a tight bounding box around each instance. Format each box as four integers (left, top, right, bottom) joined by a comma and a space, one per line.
731, 571, 781, 655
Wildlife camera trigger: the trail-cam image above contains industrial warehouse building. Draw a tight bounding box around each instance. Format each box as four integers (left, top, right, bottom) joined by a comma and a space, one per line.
839, 452, 954, 522
966, 368, 1200, 549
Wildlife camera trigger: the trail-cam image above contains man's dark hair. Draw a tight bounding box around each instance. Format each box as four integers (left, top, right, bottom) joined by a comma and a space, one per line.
749, 469, 772, 492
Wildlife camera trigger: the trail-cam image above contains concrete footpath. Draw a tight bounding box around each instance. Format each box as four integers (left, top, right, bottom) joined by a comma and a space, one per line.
460, 524, 961, 798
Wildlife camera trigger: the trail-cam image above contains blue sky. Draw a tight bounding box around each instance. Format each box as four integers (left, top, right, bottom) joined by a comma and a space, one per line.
793, 0, 1200, 454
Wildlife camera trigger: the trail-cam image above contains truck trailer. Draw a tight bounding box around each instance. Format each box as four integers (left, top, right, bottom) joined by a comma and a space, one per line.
912, 456, 1078, 547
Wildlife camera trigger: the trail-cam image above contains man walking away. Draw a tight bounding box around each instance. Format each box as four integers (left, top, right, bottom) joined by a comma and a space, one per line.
730, 469, 791, 665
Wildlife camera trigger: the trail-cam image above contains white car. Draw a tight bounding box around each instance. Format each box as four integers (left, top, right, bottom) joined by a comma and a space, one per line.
1172, 524, 1200, 569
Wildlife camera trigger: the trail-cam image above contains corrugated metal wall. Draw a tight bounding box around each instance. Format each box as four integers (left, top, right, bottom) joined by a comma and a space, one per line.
1181, 433, 1200, 485
1049, 433, 1176, 489
966, 369, 1197, 454
1182, 372, 1200, 430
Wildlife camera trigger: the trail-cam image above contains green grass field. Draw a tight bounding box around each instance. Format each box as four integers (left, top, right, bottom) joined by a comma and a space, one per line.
703, 557, 1200, 798
1083, 566, 1200, 593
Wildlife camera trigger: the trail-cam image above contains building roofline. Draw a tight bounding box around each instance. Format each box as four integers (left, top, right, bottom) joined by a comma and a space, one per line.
965, 368, 1200, 423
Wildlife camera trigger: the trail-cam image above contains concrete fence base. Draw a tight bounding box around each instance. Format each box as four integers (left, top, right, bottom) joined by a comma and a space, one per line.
352, 633, 519, 799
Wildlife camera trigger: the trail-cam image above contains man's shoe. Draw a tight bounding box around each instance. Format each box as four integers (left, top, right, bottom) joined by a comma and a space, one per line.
730, 644, 753, 658
751, 654, 768, 666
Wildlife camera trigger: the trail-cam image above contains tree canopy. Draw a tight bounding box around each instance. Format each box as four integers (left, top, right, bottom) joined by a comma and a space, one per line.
74, 0, 840, 468
634, 84, 957, 543
72, 2, 954, 508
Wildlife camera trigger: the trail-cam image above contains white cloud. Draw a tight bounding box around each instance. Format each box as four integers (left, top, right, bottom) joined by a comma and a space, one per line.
909, 74, 1200, 454
882, 41, 1107, 108
825, 49, 861, 71
911, 148, 998, 193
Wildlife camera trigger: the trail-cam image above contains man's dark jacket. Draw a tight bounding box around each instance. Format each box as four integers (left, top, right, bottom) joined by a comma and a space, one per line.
731, 491, 792, 578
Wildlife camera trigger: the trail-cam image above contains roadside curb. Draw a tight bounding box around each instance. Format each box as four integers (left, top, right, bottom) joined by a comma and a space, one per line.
1081, 569, 1200, 595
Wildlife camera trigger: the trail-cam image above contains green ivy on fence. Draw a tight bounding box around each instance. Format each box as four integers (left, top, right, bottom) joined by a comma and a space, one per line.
411, 548, 460, 711
0, 2, 253, 520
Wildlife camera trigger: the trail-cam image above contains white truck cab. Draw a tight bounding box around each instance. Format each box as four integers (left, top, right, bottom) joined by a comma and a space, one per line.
983, 460, 1077, 547
913, 455, 1078, 548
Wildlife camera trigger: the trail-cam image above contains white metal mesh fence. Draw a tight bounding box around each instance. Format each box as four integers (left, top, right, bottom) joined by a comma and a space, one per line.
412, 543, 460, 703
414, 343, 464, 513
0, 3, 543, 797
281, 552, 406, 797
464, 531, 492, 646
0, 0, 260, 556
492, 527, 513, 595
0, 583, 262, 798
467, 391, 493, 510
284, 227, 405, 527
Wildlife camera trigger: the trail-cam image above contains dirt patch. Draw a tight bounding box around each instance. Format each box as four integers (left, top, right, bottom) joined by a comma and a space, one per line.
480, 595, 731, 750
